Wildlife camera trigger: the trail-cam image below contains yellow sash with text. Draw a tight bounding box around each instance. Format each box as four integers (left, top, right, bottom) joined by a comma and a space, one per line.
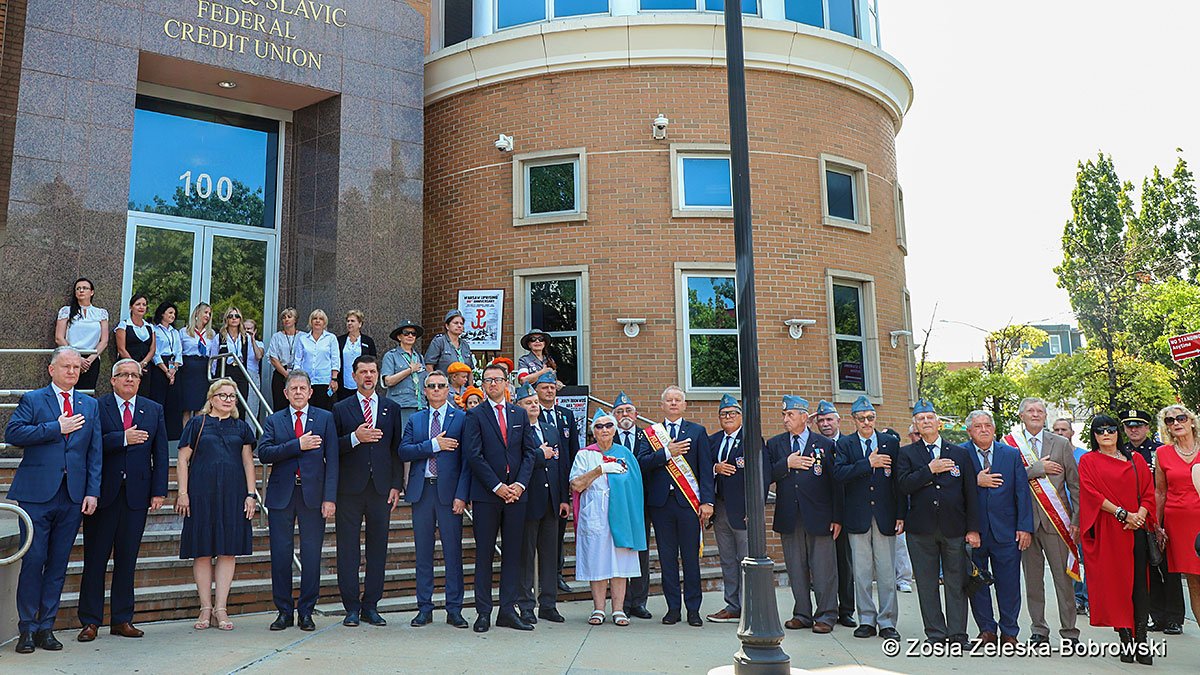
646, 423, 703, 556
1006, 433, 1081, 582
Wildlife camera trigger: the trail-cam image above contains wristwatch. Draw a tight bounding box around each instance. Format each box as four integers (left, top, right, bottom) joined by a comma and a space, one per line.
246, 493, 259, 501
1115, 507, 1128, 523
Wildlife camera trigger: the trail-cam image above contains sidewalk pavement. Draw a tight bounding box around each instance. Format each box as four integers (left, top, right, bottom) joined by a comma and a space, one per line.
1, 581, 1194, 674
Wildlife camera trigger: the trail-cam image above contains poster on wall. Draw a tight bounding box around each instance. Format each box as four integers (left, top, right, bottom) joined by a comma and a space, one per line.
458, 290, 504, 351
558, 393, 590, 451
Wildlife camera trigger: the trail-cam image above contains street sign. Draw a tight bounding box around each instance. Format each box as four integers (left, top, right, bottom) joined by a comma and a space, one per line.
1168, 331, 1200, 362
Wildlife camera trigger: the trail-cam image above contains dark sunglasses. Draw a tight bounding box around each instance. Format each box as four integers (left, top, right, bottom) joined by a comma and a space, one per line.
1165, 414, 1190, 424
1123, 421, 1146, 427
594, 422, 615, 430
1095, 426, 1119, 435
400, 330, 417, 336
425, 382, 448, 389
529, 336, 546, 343
228, 313, 241, 319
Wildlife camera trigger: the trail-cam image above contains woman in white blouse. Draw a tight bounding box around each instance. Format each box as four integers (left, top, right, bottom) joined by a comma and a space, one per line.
55, 277, 109, 391
296, 309, 339, 410
115, 294, 156, 375
179, 302, 217, 424
213, 306, 255, 417
148, 302, 184, 439
267, 307, 303, 410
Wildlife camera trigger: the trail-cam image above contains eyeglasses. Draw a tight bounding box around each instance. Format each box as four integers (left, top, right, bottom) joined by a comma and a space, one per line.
1165, 414, 1190, 424
400, 330, 417, 336
718, 411, 741, 418
529, 336, 546, 343
214, 393, 238, 401
425, 382, 448, 389
228, 314, 241, 319
1095, 426, 1119, 435
594, 422, 615, 430
482, 377, 505, 384
75, 286, 93, 292
855, 414, 877, 422
114, 372, 141, 380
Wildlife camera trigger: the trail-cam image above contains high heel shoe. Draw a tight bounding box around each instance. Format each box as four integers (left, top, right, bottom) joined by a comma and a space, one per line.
215, 608, 234, 631
1134, 622, 1153, 665
194, 607, 213, 630
1117, 627, 1134, 663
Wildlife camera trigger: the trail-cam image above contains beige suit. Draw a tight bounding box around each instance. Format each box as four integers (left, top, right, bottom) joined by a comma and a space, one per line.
1018, 429, 1081, 640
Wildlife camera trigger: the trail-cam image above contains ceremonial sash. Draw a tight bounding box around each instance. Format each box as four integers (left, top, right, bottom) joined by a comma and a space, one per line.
1006, 433, 1081, 582
645, 423, 704, 555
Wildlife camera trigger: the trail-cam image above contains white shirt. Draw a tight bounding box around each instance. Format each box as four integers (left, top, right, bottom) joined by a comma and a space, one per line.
289, 404, 310, 432
342, 336, 364, 390
350, 392, 378, 448
296, 331, 339, 385
51, 382, 75, 416
116, 318, 150, 342
924, 436, 944, 459
426, 402, 451, 477
58, 305, 108, 351
152, 324, 182, 366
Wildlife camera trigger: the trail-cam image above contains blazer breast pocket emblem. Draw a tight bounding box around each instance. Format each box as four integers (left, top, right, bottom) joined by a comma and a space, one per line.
883, 467, 892, 477
735, 457, 745, 468
949, 464, 961, 477
812, 462, 822, 476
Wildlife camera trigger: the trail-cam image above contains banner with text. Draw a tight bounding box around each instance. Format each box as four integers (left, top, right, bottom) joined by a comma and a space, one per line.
458, 290, 504, 351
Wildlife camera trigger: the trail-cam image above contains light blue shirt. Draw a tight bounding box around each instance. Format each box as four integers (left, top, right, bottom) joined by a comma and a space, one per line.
858, 431, 879, 456
973, 442, 995, 471
341, 336, 364, 390
791, 429, 810, 453
426, 402, 451, 477
296, 331, 340, 386
152, 325, 183, 366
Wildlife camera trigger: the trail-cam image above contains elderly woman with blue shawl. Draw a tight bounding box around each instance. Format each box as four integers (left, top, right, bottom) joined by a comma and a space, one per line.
571, 408, 647, 626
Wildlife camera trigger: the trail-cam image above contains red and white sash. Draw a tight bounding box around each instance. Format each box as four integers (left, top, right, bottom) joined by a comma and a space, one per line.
646, 423, 703, 555
1006, 433, 1081, 582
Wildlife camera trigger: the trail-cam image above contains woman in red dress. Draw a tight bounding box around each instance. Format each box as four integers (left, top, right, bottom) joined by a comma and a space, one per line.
1153, 404, 1200, 624
1079, 414, 1155, 665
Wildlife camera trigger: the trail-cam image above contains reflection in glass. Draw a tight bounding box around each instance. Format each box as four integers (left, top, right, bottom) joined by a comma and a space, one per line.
690, 334, 739, 388
641, 0, 696, 9
555, 0, 609, 16
837, 340, 866, 391
681, 157, 733, 208
826, 170, 855, 221
687, 275, 738, 388
132, 226, 194, 328
833, 284, 862, 336
528, 162, 577, 215
209, 236, 268, 328
688, 276, 736, 330
529, 279, 579, 386
704, 0, 758, 13
784, 0, 823, 26
829, 0, 858, 36
498, 0, 546, 28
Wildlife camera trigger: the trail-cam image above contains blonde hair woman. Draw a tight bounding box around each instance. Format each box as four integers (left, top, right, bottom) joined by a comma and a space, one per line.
179, 302, 216, 423
175, 379, 257, 631
214, 306, 254, 417
267, 307, 303, 406
1153, 404, 1200, 626
295, 309, 339, 410
336, 309, 376, 402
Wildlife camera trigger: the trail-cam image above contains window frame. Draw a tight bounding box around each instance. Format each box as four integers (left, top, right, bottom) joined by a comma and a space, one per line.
818, 153, 871, 233
783, 0, 860, 39
670, 143, 734, 219
675, 262, 740, 399
512, 265, 591, 385
825, 269, 882, 403
894, 181, 907, 254
512, 147, 588, 227
902, 286, 915, 406
1049, 334, 1062, 355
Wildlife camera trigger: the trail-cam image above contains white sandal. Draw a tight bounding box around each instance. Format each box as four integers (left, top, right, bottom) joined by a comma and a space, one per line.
612, 611, 629, 626
588, 610, 606, 625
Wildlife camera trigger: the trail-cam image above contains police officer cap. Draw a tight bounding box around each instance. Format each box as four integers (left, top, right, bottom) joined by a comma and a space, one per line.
850, 395, 874, 414
815, 400, 838, 416
782, 395, 809, 412
535, 371, 557, 386
515, 384, 537, 401
614, 392, 634, 408
912, 399, 937, 416
719, 394, 741, 412
1121, 409, 1153, 426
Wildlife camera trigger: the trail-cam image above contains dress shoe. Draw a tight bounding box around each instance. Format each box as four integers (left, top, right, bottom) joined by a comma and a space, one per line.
853, 624, 877, 638
362, 608, 387, 626
879, 627, 901, 640
78, 624, 99, 642
557, 575, 574, 593
1000, 634, 1019, 647
520, 609, 538, 625
410, 611, 432, 627
687, 611, 703, 627
15, 631, 35, 654
975, 630, 998, 645
812, 622, 833, 634
447, 612, 469, 629
297, 615, 316, 631
1164, 622, 1183, 635
343, 611, 360, 627
1075, 600, 1088, 616
496, 612, 534, 631
1146, 619, 1164, 632
626, 605, 652, 620
270, 612, 294, 631
662, 610, 681, 625
838, 614, 857, 628
897, 582, 914, 593
784, 618, 812, 630
110, 622, 144, 638
1028, 634, 1050, 645
706, 609, 740, 623
538, 607, 565, 623
34, 630, 63, 650
473, 615, 491, 633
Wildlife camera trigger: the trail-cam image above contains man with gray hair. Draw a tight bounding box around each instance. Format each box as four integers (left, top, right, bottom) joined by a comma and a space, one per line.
1004, 397, 1080, 646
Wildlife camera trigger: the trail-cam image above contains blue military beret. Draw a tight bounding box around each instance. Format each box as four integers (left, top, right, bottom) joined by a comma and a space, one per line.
719, 394, 741, 412
515, 384, 537, 401
850, 395, 874, 414
815, 400, 838, 416
535, 371, 556, 386
912, 398, 936, 416
614, 392, 634, 408
782, 395, 809, 412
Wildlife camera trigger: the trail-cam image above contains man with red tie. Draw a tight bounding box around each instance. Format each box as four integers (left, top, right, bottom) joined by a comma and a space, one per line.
258, 370, 339, 631
463, 363, 540, 632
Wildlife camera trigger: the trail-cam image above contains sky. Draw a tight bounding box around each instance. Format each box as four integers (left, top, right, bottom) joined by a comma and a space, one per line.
884, 1, 1200, 362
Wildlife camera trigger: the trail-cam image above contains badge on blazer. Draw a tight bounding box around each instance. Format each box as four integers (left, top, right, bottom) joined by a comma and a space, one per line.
735, 457, 745, 468
812, 462, 823, 476
949, 464, 961, 477
884, 467, 891, 477
552, 449, 560, 459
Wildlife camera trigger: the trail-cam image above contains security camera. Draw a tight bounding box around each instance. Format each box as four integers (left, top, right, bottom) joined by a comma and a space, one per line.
495, 134, 514, 152
652, 114, 669, 140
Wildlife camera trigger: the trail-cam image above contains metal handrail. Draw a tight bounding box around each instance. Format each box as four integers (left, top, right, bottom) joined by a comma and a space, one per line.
206, 350, 272, 436
0, 503, 34, 565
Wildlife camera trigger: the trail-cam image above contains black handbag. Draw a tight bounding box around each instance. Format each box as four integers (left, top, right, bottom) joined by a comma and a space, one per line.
1133, 457, 1164, 568
963, 546, 995, 596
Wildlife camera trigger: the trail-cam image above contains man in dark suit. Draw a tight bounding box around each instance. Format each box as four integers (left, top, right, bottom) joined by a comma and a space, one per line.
332, 355, 403, 627
814, 399, 856, 628
833, 395, 904, 640
897, 398, 981, 646
636, 385, 714, 627
614, 392, 653, 619
534, 371, 581, 596
707, 394, 749, 623
258, 369, 339, 631
516, 382, 569, 625
77, 358, 168, 642
400, 369, 472, 628
768, 395, 841, 633
962, 409, 1033, 646
463, 363, 540, 632
5, 347, 101, 653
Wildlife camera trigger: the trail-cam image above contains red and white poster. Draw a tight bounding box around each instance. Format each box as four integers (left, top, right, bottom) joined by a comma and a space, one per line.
1168, 330, 1200, 362
458, 290, 504, 351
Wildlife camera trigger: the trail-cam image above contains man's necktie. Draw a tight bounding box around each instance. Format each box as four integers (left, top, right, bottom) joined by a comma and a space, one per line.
623, 431, 633, 449
792, 435, 801, 454
429, 410, 441, 477
981, 448, 992, 472
62, 392, 73, 438
721, 436, 733, 464
123, 401, 133, 430
362, 398, 373, 427
1031, 436, 1041, 454
926, 443, 937, 460
864, 437, 872, 457
496, 404, 508, 445
669, 423, 678, 440
295, 411, 305, 478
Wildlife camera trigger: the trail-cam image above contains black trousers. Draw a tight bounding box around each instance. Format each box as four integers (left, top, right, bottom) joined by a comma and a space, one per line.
334, 486, 391, 613
1149, 558, 1185, 624
519, 508, 560, 613
1132, 532, 1151, 627
78, 485, 149, 626
836, 530, 855, 618
309, 385, 335, 411
473, 500, 527, 616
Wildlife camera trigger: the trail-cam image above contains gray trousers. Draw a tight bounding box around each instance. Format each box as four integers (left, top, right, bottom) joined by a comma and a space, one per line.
1021, 526, 1079, 639
895, 532, 915, 586
781, 527, 837, 625
518, 511, 559, 613
713, 498, 748, 613
907, 531, 969, 641
849, 522, 898, 629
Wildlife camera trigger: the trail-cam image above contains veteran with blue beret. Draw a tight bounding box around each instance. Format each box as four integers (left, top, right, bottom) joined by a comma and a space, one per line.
612, 391, 654, 620
813, 398, 856, 628
705, 394, 759, 623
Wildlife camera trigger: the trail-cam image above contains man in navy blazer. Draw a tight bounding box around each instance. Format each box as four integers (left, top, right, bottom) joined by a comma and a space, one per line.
962, 410, 1033, 645
332, 355, 403, 627
516, 382, 569, 625
534, 373, 581, 597
636, 385, 714, 627
77, 359, 168, 642
258, 369, 338, 632
399, 369, 472, 629
767, 396, 842, 633
833, 396, 905, 640
706, 394, 754, 623
614, 392, 654, 620
5, 347, 101, 653
463, 363, 539, 632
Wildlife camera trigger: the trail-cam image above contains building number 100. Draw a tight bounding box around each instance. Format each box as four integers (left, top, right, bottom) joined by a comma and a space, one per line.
179, 170, 234, 202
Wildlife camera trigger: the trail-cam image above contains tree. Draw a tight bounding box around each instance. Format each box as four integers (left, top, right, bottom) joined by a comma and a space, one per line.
687, 279, 738, 388
938, 367, 1028, 431
134, 179, 266, 228
1026, 348, 1176, 419
1126, 278, 1200, 410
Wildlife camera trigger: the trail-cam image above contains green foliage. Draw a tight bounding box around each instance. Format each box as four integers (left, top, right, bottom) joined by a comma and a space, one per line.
1026, 348, 1177, 418
528, 163, 576, 215
687, 279, 739, 388
917, 360, 949, 403
134, 178, 266, 228
1126, 278, 1200, 410
130, 227, 194, 326
936, 367, 1027, 431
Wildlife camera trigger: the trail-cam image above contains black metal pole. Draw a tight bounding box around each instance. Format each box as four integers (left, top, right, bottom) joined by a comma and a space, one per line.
722, 2, 788, 672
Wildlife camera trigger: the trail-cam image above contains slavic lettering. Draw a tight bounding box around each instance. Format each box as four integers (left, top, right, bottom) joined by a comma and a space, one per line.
161, 0, 345, 70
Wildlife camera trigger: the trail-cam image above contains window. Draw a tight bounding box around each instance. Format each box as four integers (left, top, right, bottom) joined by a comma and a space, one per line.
676, 266, 739, 395
515, 265, 590, 386
894, 183, 907, 254
642, 0, 703, 8
903, 288, 915, 405
703, 0, 759, 13
825, 270, 881, 402
828, 0, 857, 37
867, 0, 880, 46
670, 144, 733, 218
443, 0, 473, 48
783, 0, 859, 38
1049, 334, 1062, 355
784, 0, 822, 26
497, 0, 609, 28
819, 153, 870, 232
555, 0, 608, 17
512, 148, 587, 226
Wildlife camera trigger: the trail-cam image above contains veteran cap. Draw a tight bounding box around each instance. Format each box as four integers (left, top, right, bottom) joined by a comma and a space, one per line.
782, 395, 810, 412
515, 384, 537, 401
850, 395, 874, 414
614, 392, 634, 408
815, 400, 838, 416
719, 394, 741, 412
912, 399, 937, 416
535, 371, 557, 386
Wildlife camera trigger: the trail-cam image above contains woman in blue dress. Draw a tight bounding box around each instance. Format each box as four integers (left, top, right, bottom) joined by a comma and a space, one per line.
175, 378, 258, 631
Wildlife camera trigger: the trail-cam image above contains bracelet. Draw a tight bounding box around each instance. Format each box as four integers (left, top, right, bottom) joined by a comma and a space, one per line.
1114, 507, 1128, 523
246, 493, 259, 500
